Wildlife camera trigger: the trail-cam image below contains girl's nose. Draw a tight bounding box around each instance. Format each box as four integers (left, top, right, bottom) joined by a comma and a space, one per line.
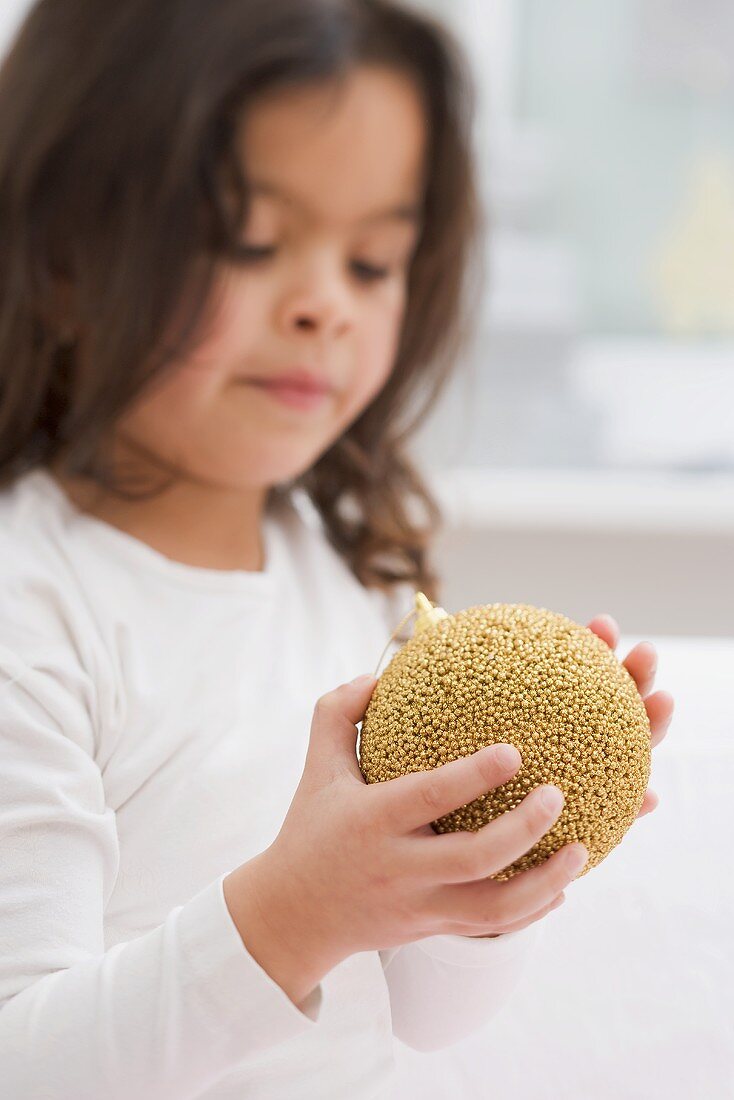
284, 297, 352, 338
278, 262, 355, 338
289, 311, 349, 341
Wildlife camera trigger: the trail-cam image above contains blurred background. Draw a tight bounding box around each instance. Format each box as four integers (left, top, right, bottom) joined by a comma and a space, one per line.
2, 0, 731, 635
408, 0, 734, 637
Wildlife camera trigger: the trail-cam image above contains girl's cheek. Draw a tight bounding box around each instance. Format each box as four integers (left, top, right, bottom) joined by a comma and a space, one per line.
175, 358, 226, 382
173, 266, 262, 374
346, 337, 399, 414
369, 292, 407, 370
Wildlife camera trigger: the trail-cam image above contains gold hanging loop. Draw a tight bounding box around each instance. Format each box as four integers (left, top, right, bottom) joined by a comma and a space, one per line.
372, 591, 450, 679
372, 605, 418, 679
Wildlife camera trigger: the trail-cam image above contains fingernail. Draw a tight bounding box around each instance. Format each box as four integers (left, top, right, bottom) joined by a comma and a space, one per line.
349, 673, 375, 687
540, 785, 564, 812
565, 844, 588, 873
496, 744, 521, 768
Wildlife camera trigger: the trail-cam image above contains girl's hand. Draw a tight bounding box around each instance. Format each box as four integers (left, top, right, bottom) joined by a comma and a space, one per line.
586, 614, 675, 819
475, 614, 675, 938
229, 675, 588, 999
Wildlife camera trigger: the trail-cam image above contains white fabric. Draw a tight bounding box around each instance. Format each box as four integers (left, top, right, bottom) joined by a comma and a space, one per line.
391, 635, 734, 1099
0, 468, 541, 1100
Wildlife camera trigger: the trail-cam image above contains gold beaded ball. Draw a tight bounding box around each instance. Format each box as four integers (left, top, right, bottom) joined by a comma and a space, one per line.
358, 593, 651, 881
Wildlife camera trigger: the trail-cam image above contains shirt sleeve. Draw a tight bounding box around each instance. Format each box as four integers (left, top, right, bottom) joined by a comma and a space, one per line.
379, 922, 543, 1052
0, 644, 327, 1100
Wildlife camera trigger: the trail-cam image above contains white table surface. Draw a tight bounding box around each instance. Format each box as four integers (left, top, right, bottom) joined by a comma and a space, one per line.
389, 635, 734, 1100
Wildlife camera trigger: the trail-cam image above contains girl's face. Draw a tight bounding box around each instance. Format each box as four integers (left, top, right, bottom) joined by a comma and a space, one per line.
113, 65, 427, 495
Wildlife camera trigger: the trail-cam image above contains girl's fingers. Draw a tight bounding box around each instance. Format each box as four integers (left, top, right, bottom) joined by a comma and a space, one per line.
493, 889, 566, 934
587, 621, 671, 720
645, 690, 675, 748
456, 891, 566, 938
435, 843, 586, 932
409, 782, 578, 885
622, 641, 658, 698
587, 614, 619, 651
636, 788, 659, 818
374, 743, 522, 836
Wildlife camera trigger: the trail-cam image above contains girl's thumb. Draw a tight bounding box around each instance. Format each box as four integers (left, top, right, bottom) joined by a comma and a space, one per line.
348, 671, 376, 690
305, 673, 378, 778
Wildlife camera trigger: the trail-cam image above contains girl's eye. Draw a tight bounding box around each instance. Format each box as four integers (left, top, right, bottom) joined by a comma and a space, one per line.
234, 244, 392, 283
234, 244, 276, 261
350, 260, 391, 283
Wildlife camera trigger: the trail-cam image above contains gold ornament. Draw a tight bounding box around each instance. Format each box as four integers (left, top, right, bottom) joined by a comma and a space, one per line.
359, 592, 651, 881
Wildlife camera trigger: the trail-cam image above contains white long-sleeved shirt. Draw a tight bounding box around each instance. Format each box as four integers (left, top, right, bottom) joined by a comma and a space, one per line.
0, 467, 542, 1099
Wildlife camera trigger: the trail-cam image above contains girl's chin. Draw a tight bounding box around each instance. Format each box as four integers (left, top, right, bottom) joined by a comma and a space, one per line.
206, 452, 323, 490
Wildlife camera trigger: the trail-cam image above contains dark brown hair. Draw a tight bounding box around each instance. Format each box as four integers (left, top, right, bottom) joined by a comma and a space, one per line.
0, 0, 485, 610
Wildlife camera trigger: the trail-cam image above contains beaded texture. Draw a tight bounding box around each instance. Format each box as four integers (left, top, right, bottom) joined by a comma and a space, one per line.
358, 603, 651, 881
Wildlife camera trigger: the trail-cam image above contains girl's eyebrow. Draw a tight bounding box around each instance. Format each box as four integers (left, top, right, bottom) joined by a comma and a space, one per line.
248, 178, 421, 225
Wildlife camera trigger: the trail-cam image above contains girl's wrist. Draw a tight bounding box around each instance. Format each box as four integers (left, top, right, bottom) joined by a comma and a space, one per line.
223, 854, 336, 1010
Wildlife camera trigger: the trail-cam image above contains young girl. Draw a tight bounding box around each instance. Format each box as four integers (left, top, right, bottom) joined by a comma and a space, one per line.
0, 1, 671, 1096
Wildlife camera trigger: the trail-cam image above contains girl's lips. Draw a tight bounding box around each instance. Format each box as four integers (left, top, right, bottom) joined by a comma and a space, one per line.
245, 379, 332, 410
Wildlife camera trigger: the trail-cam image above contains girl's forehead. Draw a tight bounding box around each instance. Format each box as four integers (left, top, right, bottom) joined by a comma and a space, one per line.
232, 67, 428, 222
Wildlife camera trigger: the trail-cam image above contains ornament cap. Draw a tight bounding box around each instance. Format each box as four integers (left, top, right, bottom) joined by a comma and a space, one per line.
413, 591, 450, 636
